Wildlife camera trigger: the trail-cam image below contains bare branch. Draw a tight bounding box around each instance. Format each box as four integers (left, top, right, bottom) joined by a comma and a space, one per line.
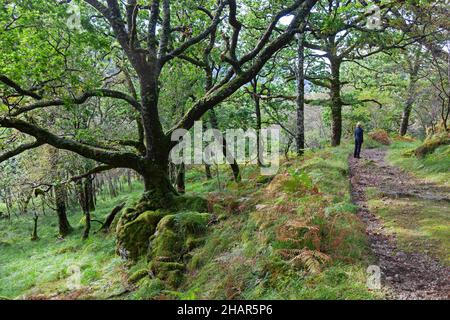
11, 89, 141, 116
0, 140, 44, 163
70, 165, 114, 181
161, 1, 227, 65
0, 75, 42, 100
0, 117, 141, 169
169, 0, 318, 136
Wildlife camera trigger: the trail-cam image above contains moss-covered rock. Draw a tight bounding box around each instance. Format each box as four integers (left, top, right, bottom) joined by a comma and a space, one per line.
129, 269, 149, 283
116, 210, 170, 260
139, 189, 176, 211
149, 261, 185, 287
115, 190, 210, 270
115, 207, 139, 233
150, 212, 210, 261
146, 212, 211, 287
414, 134, 450, 158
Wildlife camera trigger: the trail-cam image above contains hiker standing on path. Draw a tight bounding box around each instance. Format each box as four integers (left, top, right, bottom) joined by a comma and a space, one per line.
354, 122, 364, 158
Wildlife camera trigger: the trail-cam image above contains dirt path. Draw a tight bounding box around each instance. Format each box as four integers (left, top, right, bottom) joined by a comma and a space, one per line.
348, 148, 450, 300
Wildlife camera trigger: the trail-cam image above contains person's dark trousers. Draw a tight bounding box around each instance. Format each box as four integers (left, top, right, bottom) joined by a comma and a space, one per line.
354, 140, 362, 158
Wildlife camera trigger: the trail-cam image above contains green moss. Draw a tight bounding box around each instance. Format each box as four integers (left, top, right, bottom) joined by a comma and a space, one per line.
369, 198, 450, 265
388, 141, 450, 185
114, 191, 208, 261
173, 195, 208, 213
149, 261, 185, 287
150, 212, 210, 261
116, 210, 170, 261
146, 212, 211, 287
414, 134, 450, 158
129, 269, 149, 283
130, 278, 164, 300
256, 175, 274, 184
115, 207, 139, 233
139, 189, 175, 211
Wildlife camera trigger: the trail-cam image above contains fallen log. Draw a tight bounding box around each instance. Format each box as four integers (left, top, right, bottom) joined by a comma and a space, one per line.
96, 202, 126, 233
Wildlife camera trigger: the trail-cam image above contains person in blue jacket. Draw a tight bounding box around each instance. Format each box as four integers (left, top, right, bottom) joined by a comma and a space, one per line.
354, 122, 364, 158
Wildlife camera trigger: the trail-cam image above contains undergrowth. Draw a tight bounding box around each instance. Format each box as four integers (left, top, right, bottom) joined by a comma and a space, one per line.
0, 182, 144, 299
1, 148, 384, 300
146, 145, 384, 300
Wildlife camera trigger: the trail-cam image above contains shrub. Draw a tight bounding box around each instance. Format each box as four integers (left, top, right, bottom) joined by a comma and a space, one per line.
368, 129, 391, 145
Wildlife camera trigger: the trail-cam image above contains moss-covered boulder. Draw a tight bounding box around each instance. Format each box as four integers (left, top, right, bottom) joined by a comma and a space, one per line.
147, 212, 211, 287
129, 269, 149, 283
115, 207, 140, 233
149, 261, 185, 287
414, 134, 450, 158
150, 212, 210, 261
115, 192, 209, 262
116, 210, 169, 260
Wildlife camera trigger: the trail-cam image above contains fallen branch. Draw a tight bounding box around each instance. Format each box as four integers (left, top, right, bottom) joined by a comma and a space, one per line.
96, 202, 126, 233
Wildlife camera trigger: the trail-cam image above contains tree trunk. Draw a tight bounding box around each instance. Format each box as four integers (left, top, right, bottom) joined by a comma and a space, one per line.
210, 109, 241, 182
296, 34, 305, 155
31, 214, 39, 241
83, 176, 93, 239
202, 120, 213, 179
55, 184, 72, 237
98, 202, 125, 233
399, 102, 413, 136
107, 173, 117, 198
127, 170, 133, 191
176, 163, 186, 194
251, 79, 264, 166
141, 158, 178, 210
205, 164, 213, 180
400, 52, 421, 136
330, 58, 342, 147
87, 176, 95, 211
399, 77, 418, 136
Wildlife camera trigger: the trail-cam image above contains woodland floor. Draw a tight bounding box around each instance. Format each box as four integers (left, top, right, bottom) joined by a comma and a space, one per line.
1, 144, 448, 300
349, 148, 450, 300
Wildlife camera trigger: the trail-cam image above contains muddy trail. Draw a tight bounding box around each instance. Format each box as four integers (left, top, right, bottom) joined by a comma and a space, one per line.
348, 148, 450, 300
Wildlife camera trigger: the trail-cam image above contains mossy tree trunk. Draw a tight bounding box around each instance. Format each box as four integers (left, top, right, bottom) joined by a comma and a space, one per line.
55, 184, 72, 237
31, 214, 39, 241
76, 176, 93, 240
250, 77, 264, 166
400, 66, 419, 136
209, 109, 241, 182
330, 57, 343, 147
202, 121, 213, 180
176, 163, 186, 194
296, 34, 305, 155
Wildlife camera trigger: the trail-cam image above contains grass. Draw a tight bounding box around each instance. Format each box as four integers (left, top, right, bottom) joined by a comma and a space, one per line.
368, 197, 450, 265
167, 145, 383, 300
0, 181, 144, 299
387, 140, 450, 186
364, 139, 450, 266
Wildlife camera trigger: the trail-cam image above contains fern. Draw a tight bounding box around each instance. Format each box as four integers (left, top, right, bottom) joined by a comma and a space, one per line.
278, 248, 331, 274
